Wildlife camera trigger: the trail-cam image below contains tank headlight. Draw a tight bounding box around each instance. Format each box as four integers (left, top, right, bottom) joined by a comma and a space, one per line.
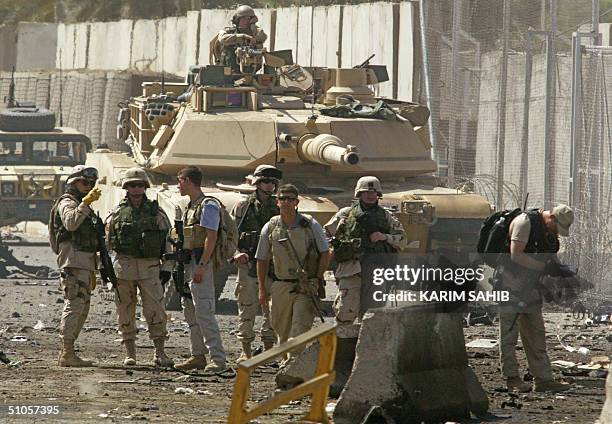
1, 182, 15, 196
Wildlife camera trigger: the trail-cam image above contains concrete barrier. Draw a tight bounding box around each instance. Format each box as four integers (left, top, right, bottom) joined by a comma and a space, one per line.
159, 16, 188, 76
184, 11, 200, 68
198, 9, 234, 67
89, 20, 132, 70
397, 2, 415, 101
131, 19, 159, 72
311, 6, 342, 67
341, 3, 397, 98
274, 7, 299, 58
1, 23, 56, 71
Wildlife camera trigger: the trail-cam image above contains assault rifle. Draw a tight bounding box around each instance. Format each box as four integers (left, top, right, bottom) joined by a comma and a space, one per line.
164, 212, 191, 298
278, 236, 325, 323
93, 212, 120, 301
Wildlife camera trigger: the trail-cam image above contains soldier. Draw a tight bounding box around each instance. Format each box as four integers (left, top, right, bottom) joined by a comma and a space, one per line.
50, 165, 101, 367
497, 205, 573, 393
106, 167, 174, 367
174, 166, 228, 373
231, 165, 282, 362
211, 5, 268, 73
255, 184, 330, 350
324, 176, 407, 337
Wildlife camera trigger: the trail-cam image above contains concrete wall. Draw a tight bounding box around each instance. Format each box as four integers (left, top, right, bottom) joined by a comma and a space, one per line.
0, 23, 57, 71
46, 3, 415, 98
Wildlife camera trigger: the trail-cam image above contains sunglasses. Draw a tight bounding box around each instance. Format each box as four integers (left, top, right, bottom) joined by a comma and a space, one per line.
259, 178, 277, 184
278, 196, 297, 202
79, 179, 96, 187
127, 182, 146, 188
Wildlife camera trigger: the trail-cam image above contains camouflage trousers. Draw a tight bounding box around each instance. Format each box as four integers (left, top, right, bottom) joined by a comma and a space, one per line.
333, 275, 362, 325
499, 308, 553, 382
234, 263, 276, 345
115, 277, 167, 342
59, 267, 94, 342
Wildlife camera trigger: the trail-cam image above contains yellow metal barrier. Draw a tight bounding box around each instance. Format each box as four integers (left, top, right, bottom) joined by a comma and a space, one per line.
228, 322, 337, 424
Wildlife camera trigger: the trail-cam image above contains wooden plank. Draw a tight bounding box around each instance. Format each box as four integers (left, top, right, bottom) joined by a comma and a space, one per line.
227, 369, 251, 424
243, 373, 335, 421
239, 323, 337, 370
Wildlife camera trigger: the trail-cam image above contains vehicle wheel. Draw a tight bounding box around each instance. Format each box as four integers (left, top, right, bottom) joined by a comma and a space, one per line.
0, 107, 56, 132
214, 262, 236, 301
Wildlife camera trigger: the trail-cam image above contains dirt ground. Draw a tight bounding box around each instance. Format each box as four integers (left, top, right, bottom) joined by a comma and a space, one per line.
0, 237, 609, 423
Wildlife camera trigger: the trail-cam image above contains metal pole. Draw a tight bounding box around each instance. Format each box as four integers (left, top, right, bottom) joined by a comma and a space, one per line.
569, 34, 580, 206
592, 0, 600, 44
496, 0, 510, 209
543, 32, 554, 209
520, 32, 534, 204
419, 0, 439, 165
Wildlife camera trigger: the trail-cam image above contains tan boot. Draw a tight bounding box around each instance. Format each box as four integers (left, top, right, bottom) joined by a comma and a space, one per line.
153, 339, 174, 367
123, 340, 137, 366
506, 377, 531, 393
58, 340, 94, 367
237, 341, 252, 364
534, 379, 571, 393
174, 355, 207, 371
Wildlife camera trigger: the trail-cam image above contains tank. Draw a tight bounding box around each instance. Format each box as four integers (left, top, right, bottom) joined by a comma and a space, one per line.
86, 49, 492, 299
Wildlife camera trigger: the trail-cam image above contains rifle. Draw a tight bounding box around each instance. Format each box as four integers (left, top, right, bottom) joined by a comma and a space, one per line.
354, 54, 375, 69
164, 209, 191, 298
4, 66, 16, 108
278, 236, 325, 323
93, 212, 120, 301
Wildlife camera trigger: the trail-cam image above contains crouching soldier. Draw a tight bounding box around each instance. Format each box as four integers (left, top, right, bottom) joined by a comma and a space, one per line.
49, 165, 101, 367
230, 165, 281, 362
106, 167, 174, 367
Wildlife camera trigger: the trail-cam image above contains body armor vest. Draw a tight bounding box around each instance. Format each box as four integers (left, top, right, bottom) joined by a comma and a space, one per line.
523, 209, 560, 255
336, 202, 396, 258
268, 214, 319, 280
110, 197, 165, 258
53, 192, 98, 252
238, 192, 279, 234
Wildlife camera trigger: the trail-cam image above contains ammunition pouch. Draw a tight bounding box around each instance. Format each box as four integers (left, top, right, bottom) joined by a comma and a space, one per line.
183, 224, 207, 250
331, 237, 361, 262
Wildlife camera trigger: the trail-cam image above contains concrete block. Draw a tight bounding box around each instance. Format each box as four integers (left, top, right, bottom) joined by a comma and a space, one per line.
0, 24, 17, 71
131, 19, 159, 72
296, 7, 313, 66
311, 6, 342, 67
341, 3, 396, 98
198, 9, 234, 67
159, 16, 188, 76
397, 2, 415, 101
601, 364, 612, 424
13, 23, 57, 71
184, 11, 200, 67
73, 23, 89, 69
274, 7, 299, 57
88, 20, 132, 70
333, 305, 488, 423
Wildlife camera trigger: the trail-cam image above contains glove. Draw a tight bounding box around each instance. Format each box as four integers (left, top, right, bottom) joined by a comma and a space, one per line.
543, 260, 563, 277
83, 187, 101, 205
237, 34, 253, 44
159, 270, 172, 286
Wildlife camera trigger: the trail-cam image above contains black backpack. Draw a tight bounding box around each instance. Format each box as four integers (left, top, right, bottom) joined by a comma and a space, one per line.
477, 208, 523, 267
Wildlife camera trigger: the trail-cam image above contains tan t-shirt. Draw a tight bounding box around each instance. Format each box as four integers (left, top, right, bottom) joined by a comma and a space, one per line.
509, 213, 531, 244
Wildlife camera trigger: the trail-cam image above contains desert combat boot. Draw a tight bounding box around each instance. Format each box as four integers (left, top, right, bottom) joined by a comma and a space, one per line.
153, 339, 174, 367
123, 340, 137, 366
58, 340, 94, 367
175, 355, 207, 371
237, 341, 252, 363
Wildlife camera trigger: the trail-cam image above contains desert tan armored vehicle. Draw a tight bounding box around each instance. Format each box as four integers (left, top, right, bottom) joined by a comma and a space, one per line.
86, 49, 491, 298
0, 70, 92, 278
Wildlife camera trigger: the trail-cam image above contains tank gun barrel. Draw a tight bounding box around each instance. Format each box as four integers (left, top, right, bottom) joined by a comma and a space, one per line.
298, 134, 359, 166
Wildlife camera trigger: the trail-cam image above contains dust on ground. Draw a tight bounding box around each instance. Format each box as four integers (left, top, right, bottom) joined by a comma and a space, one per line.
0, 239, 609, 423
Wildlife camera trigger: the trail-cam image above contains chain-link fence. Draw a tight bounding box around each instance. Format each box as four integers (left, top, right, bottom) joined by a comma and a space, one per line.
417, 0, 611, 292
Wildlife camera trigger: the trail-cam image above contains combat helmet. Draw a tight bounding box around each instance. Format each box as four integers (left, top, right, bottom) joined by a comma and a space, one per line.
354, 176, 383, 197
67, 165, 98, 185
233, 5, 257, 25
251, 165, 283, 185
121, 167, 150, 189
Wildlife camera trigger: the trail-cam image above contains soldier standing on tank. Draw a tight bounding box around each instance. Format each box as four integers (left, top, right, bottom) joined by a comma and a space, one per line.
230, 165, 282, 363
105, 167, 174, 367
255, 184, 330, 353
212, 5, 268, 73
324, 176, 407, 338
50, 165, 101, 367
174, 166, 228, 373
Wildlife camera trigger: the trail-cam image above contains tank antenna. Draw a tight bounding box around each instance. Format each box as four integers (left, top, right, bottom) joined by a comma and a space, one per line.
58, 49, 64, 127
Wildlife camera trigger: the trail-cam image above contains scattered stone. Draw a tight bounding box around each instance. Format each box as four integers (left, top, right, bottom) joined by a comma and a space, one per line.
174, 387, 194, 395
56, 298, 63, 304
11, 312, 20, 318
